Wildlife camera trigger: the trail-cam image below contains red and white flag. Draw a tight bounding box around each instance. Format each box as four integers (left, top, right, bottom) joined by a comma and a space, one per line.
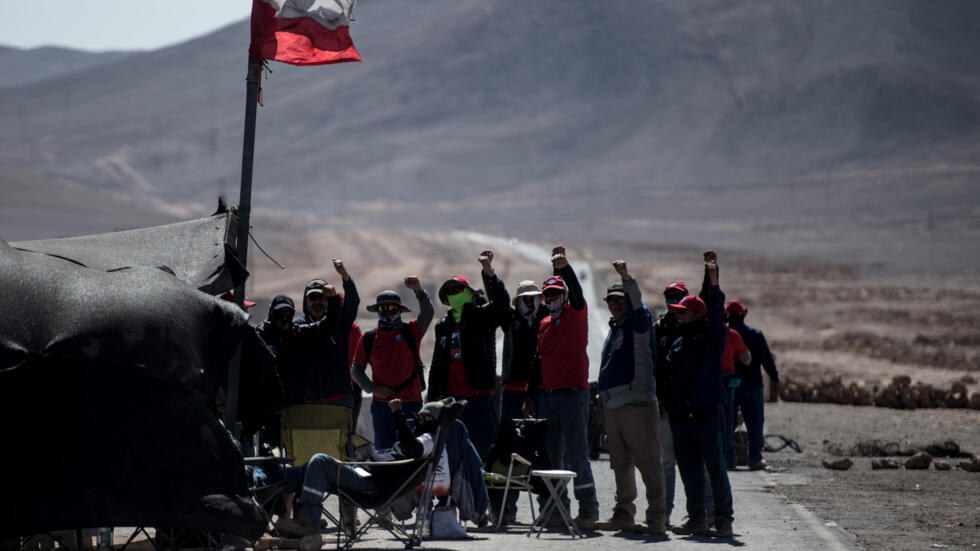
249, 0, 361, 66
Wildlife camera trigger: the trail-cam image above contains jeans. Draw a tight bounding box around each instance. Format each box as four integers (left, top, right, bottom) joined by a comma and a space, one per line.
498, 388, 526, 424
454, 393, 498, 462
603, 402, 666, 523
734, 385, 765, 464
294, 453, 376, 525
538, 388, 599, 518
722, 386, 736, 466
669, 403, 733, 521
371, 400, 422, 450
659, 409, 676, 521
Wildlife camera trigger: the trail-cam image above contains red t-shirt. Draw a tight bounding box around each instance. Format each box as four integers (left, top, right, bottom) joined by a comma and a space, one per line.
537, 303, 590, 391
352, 321, 424, 403
721, 328, 748, 374
447, 324, 491, 398
349, 322, 363, 368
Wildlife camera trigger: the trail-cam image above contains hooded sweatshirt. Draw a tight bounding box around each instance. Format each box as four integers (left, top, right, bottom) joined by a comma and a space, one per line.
293, 278, 360, 406
427, 273, 509, 401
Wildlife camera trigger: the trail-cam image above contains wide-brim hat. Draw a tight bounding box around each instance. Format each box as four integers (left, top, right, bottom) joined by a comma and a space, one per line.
366, 290, 412, 313
438, 275, 474, 305
512, 280, 543, 306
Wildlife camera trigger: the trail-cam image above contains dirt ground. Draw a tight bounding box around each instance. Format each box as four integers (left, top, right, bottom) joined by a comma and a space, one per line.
244, 220, 980, 551
764, 402, 980, 551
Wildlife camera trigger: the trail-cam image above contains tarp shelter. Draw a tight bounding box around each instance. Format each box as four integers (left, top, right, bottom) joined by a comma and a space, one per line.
0, 212, 280, 540
10, 210, 247, 295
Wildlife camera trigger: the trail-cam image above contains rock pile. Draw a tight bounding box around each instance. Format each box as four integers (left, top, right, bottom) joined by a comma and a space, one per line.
779, 375, 980, 409
903, 451, 932, 469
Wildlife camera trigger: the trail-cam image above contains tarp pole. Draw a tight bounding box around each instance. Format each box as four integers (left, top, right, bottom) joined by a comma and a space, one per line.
227, 57, 263, 437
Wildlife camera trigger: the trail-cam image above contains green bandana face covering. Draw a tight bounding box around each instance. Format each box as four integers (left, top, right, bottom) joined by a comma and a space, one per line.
447, 288, 474, 323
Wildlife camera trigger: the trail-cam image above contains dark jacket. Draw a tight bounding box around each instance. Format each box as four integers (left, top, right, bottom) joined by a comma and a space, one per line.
728, 318, 778, 390
258, 294, 340, 406
427, 273, 509, 401
653, 310, 678, 404
501, 301, 548, 387
597, 277, 657, 408
661, 267, 726, 418
293, 278, 360, 406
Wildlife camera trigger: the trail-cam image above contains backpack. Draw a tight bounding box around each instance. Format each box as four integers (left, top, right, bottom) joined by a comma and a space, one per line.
362, 324, 427, 392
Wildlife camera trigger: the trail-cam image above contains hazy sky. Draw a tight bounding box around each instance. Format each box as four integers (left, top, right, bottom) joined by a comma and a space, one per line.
0, 1, 251, 52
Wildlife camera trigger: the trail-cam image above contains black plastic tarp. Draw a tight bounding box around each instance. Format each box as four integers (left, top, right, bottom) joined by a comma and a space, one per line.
10, 210, 247, 295
0, 236, 279, 539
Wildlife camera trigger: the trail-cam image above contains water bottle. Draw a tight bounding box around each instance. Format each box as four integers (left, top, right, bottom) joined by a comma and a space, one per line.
96, 528, 113, 551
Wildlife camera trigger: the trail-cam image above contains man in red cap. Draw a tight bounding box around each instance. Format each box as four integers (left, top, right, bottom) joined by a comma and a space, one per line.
652, 279, 688, 525
524, 246, 599, 530
427, 250, 509, 460
726, 300, 779, 471
660, 251, 734, 538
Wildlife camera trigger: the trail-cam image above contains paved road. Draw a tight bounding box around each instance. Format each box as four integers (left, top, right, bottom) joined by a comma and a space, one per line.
308, 456, 861, 550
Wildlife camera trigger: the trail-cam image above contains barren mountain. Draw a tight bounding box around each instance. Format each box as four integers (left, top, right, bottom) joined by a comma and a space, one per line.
1, 0, 978, 270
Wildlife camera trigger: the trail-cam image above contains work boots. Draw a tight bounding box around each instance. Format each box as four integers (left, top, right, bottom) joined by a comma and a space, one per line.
670, 516, 711, 537
713, 517, 734, 538
636, 514, 667, 535
594, 509, 635, 532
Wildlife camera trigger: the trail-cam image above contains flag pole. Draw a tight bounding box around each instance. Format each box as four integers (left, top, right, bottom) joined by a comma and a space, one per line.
227, 56, 263, 438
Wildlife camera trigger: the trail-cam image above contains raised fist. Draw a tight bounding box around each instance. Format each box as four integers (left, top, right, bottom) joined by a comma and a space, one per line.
404, 276, 422, 292
612, 260, 629, 279
551, 246, 568, 269
333, 258, 350, 281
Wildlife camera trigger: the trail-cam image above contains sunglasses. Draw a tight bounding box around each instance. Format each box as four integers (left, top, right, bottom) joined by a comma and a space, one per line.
445, 285, 466, 296
377, 303, 401, 313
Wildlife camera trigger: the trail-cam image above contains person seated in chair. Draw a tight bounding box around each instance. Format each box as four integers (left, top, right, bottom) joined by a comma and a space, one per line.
274, 398, 453, 538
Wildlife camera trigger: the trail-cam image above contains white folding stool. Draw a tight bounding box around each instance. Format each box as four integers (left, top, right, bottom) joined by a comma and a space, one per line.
527, 469, 579, 538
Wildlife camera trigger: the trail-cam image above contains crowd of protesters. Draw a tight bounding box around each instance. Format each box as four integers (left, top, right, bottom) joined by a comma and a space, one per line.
249, 247, 778, 540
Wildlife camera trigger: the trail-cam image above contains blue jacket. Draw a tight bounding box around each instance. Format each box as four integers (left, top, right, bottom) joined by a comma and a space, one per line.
728, 318, 778, 390
662, 269, 726, 418
597, 277, 657, 409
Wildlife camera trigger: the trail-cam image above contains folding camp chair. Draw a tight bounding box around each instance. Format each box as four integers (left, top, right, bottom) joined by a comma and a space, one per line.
280, 403, 352, 468
326, 399, 466, 549
483, 418, 551, 530
484, 453, 535, 530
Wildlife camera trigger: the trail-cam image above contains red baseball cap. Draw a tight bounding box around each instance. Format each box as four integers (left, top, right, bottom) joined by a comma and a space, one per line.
541, 275, 566, 293
668, 295, 707, 315
725, 300, 747, 316
438, 274, 474, 305
220, 290, 256, 309
663, 281, 688, 295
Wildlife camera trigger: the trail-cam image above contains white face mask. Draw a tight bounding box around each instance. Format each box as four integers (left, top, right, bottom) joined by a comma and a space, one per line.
517, 296, 539, 317
545, 294, 566, 316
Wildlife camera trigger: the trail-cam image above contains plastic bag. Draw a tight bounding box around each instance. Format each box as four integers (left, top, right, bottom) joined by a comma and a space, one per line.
429, 505, 468, 539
